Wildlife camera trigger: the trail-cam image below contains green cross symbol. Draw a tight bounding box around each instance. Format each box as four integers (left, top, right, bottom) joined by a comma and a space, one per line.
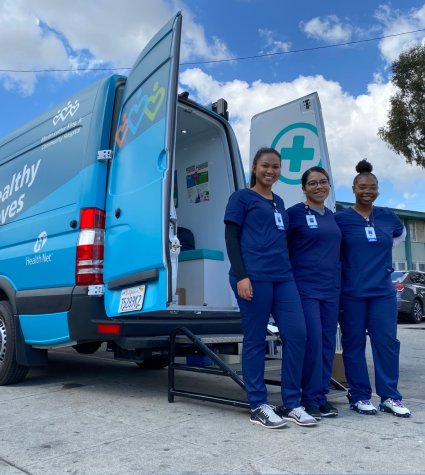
281, 135, 314, 172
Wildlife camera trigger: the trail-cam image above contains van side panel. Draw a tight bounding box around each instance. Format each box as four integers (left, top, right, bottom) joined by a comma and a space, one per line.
0, 76, 122, 345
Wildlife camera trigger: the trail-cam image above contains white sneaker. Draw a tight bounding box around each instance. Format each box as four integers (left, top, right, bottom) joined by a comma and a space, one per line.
350, 399, 378, 415
250, 404, 288, 429
379, 398, 411, 418
281, 406, 317, 426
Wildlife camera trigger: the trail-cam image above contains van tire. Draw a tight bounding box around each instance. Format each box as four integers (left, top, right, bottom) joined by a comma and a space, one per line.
136, 357, 169, 369
73, 342, 102, 354
0, 301, 29, 385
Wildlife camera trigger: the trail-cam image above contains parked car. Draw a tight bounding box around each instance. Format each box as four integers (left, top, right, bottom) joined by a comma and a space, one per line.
392, 270, 425, 323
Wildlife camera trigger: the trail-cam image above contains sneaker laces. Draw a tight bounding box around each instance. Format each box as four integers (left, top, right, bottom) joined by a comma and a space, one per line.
358, 400, 373, 406
291, 406, 307, 418
387, 398, 405, 407
260, 404, 276, 419
259, 404, 280, 421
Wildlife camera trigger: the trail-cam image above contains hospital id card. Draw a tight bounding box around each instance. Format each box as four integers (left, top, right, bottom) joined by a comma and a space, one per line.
365, 226, 377, 242
274, 212, 285, 230
306, 215, 318, 228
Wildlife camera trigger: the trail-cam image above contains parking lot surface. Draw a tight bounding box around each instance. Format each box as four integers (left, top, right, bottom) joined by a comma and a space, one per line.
1, 322, 424, 475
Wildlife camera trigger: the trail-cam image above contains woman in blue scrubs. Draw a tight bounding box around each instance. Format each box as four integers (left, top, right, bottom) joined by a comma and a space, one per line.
286, 166, 341, 420
224, 147, 316, 429
335, 160, 411, 417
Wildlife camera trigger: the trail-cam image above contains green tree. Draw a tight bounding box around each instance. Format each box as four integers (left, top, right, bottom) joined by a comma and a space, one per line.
379, 44, 425, 168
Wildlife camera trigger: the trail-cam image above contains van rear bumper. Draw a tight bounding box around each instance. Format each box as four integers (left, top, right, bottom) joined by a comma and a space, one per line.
67, 286, 243, 345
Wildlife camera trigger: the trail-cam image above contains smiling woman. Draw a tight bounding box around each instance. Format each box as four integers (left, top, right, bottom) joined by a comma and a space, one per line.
286, 166, 341, 420
224, 147, 317, 429
335, 159, 411, 418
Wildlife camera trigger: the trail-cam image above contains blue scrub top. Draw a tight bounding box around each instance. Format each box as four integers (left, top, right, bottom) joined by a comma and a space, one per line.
287, 203, 341, 299
335, 206, 404, 299
224, 189, 293, 282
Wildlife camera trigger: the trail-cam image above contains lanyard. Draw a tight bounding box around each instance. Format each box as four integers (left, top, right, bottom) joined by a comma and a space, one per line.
304, 205, 318, 228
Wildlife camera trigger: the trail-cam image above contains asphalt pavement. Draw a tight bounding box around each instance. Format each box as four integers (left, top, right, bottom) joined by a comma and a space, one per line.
0, 321, 424, 475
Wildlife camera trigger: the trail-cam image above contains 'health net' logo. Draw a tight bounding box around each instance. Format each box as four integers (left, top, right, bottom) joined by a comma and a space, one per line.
34, 231, 48, 253
271, 122, 322, 185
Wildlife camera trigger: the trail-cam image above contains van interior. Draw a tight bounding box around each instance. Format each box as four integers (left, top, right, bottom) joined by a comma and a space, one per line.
171, 101, 238, 310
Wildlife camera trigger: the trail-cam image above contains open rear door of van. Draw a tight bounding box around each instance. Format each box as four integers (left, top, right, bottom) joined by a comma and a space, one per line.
103, 13, 181, 317
250, 92, 335, 210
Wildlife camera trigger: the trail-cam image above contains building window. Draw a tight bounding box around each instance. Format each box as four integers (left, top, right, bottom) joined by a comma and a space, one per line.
409, 221, 425, 243
393, 261, 407, 271
412, 262, 425, 272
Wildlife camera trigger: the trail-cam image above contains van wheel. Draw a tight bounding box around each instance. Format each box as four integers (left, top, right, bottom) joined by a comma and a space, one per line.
73, 342, 102, 354
136, 357, 169, 369
409, 299, 423, 324
0, 301, 29, 385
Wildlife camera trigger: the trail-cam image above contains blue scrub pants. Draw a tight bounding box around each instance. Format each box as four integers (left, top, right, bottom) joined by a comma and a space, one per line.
300, 297, 339, 407
230, 277, 307, 410
340, 294, 402, 403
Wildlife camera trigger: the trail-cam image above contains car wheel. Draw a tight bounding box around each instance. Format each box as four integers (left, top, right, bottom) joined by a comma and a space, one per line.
409, 299, 423, 324
0, 301, 29, 385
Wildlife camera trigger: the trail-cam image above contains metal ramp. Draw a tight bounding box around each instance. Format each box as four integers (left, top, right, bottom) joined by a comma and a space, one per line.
168, 326, 346, 409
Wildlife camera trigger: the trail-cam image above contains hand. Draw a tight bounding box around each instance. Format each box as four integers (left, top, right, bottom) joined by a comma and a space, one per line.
237, 277, 253, 301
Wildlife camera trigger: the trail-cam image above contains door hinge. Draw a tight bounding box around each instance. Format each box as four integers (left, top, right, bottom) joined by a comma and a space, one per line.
97, 149, 113, 162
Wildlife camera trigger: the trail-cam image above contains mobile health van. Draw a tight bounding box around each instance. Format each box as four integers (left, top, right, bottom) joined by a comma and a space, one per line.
0, 13, 249, 384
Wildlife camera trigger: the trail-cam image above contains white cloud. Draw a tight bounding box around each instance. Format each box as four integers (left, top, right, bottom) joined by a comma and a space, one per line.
179, 68, 425, 191
375, 4, 425, 65
403, 192, 417, 199
258, 29, 291, 54
300, 15, 352, 43
395, 203, 407, 209
0, 0, 69, 95
0, 0, 233, 94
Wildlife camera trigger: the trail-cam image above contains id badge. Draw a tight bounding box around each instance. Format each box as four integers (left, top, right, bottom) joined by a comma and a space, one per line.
274, 212, 285, 230
365, 226, 377, 242
306, 215, 318, 229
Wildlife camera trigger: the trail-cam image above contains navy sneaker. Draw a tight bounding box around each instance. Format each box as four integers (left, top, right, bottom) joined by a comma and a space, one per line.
303, 404, 322, 421
319, 401, 338, 417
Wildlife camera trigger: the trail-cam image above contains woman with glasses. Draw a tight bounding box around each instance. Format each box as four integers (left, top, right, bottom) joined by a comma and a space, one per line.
334, 160, 410, 417
286, 166, 341, 421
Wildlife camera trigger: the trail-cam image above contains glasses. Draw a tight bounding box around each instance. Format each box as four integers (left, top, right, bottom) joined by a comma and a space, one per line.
306, 179, 329, 187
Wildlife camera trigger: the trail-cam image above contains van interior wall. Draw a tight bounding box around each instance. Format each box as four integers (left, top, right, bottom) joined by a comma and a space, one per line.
174, 114, 233, 252
174, 109, 236, 308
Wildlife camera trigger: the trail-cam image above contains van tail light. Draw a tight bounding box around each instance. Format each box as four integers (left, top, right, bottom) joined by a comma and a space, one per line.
76, 208, 105, 285
394, 283, 405, 292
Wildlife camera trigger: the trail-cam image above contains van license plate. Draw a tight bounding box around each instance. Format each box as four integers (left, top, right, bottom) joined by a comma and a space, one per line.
118, 285, 146, 313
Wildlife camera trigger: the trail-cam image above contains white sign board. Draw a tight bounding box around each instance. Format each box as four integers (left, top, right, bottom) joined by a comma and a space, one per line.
250, 92, 335, 210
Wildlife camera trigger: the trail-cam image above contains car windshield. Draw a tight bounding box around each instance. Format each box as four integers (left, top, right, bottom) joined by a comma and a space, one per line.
392, 271, 407, 282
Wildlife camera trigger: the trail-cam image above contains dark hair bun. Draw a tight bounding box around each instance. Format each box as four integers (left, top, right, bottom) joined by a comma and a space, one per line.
355, 159, 373, 174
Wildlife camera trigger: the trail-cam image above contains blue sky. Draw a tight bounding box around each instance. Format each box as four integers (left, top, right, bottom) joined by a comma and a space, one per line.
2, 0, 425, 211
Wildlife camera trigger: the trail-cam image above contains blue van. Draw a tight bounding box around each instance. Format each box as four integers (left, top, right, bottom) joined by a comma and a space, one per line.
0, 13, 246, 384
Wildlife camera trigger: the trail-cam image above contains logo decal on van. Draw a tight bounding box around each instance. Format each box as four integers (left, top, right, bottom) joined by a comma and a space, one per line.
115, 81, 166, 149
25, 231, 52, 266
0, 159, 42, 225
271, 123, 322, 185
34, 231, 48, 253
53, 100, 80, 126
